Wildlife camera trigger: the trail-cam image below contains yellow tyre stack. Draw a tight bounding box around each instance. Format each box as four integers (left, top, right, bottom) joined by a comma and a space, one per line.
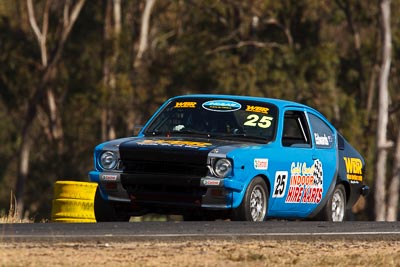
51, 181, 98, 223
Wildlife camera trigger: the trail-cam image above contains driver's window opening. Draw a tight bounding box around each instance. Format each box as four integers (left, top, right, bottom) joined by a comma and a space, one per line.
282, 111, 311, 147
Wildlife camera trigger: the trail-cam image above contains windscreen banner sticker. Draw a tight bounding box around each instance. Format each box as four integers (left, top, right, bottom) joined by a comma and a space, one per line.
344, 157, 363, 182
202, 100, 241, 112
285, 160, 323, 204
136, 139, 212, 148
245, 105, 269, 114
174, 102, 197, 108
272, 171, 288, 198
254, 158, 268, 170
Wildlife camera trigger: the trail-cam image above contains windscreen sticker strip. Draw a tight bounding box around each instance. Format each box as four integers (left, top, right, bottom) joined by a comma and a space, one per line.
202, 100, 242, 112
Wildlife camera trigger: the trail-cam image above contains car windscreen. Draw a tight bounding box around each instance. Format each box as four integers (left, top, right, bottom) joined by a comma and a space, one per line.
143, 98, 278, 142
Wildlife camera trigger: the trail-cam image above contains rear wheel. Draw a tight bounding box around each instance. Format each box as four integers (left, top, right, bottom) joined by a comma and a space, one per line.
321, 184, 346, 222
232, 177, 268, 221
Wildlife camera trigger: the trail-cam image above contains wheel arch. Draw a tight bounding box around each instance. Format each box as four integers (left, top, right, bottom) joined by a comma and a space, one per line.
257, 174, 271, 198
231, 173, 271, 209
339, 180, 351, 208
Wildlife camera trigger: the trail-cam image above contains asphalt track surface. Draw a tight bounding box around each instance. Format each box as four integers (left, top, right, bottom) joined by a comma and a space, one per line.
1, 221, 400, 242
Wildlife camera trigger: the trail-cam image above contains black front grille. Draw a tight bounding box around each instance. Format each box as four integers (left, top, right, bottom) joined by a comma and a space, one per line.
124, 183, 207, 208
123, 160, 208, 177
120, 172, 207, 208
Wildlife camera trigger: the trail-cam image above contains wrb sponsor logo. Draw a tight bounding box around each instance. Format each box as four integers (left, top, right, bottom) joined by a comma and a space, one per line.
343, 157, 363, 182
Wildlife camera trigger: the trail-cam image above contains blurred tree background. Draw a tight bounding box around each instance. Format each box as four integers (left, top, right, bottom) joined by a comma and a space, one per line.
0, 0, 399, 221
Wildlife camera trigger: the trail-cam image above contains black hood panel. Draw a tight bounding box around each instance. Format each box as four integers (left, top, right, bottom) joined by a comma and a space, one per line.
119, 137, 221, 162
119, 137, 247, 176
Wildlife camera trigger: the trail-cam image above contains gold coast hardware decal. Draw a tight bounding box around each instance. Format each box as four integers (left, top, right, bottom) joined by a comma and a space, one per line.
202, 100, 241, 112
285, 160, 323, 204
343, 157, 363, 182
137, 139, 212, 148
245, 105, 269, 114
174, 102, 197, 108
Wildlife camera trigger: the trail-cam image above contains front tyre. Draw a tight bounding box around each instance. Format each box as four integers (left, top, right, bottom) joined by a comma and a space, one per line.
321, 184, 346, 222
232, 176, 268, 221
94, 188, 130, 222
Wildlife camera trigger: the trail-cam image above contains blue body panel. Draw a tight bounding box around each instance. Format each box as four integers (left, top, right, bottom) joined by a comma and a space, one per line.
89, 94, 367, 219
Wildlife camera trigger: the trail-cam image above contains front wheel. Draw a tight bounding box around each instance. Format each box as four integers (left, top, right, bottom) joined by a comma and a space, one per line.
232, 176, 269, 221
94, 188, 130, 222
320, 184, 346, 222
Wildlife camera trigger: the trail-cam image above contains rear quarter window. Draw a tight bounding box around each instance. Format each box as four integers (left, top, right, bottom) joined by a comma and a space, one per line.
308, 113, 335, 149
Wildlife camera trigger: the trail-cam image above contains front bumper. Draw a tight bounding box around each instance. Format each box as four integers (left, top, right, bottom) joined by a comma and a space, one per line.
88, 170, 130, 202
89, 171, 236, 209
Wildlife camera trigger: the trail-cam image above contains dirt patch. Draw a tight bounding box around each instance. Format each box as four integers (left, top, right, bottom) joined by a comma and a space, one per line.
1, 240, 399, 266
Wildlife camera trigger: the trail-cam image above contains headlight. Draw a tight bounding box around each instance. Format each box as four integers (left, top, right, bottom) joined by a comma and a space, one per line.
100, 151, 118, 170
213, 158, 232, 178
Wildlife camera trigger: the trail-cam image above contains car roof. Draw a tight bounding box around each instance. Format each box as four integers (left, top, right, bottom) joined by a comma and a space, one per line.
171, 94, 312, 111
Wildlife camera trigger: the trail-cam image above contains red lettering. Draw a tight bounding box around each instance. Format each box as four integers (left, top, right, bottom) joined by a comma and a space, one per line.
301, 187, 323, 203
285, 186, 303, 203
316, 188, 322, 203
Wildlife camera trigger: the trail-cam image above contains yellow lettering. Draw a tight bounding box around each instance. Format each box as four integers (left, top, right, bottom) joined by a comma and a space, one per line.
344, 157, 363, 174
246, 105, 269, 114
175, 102, 196, 108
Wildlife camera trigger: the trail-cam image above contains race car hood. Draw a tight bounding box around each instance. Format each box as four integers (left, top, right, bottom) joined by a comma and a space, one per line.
118, 136, 253, 165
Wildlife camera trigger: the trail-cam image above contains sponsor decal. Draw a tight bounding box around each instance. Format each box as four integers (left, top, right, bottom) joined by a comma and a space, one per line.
245, 105, 269, 114
344, 157, 363, 182
202, 100, 241, 112
254, 158, 268, 170
101, 174, 118, 181
202, 179, 221, 186
174, 101, 197, 108
314, 133, 333, 146
285, 160, 323, 204
137, 139, 212, 148
272, 171, 288, 198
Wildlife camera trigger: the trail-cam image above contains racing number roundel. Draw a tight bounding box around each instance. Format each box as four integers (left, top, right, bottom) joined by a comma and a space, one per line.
273, 171, 288, 198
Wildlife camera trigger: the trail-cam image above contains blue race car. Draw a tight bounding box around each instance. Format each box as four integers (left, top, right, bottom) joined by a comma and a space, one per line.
89, 95, 369, 221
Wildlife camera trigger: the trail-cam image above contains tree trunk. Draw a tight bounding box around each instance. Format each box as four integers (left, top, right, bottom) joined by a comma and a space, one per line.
15, 134, 31, 217
128, 0, 156, 135
15, 0, 86, 219
374, 0, 392, 221
101, 0, 121, 141
387, 128, 400, 221
134, 0, 156, 69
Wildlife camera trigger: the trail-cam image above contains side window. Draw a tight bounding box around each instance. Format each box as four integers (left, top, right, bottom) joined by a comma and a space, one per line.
308, 113, 335, 148
282, 111, 311, 147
